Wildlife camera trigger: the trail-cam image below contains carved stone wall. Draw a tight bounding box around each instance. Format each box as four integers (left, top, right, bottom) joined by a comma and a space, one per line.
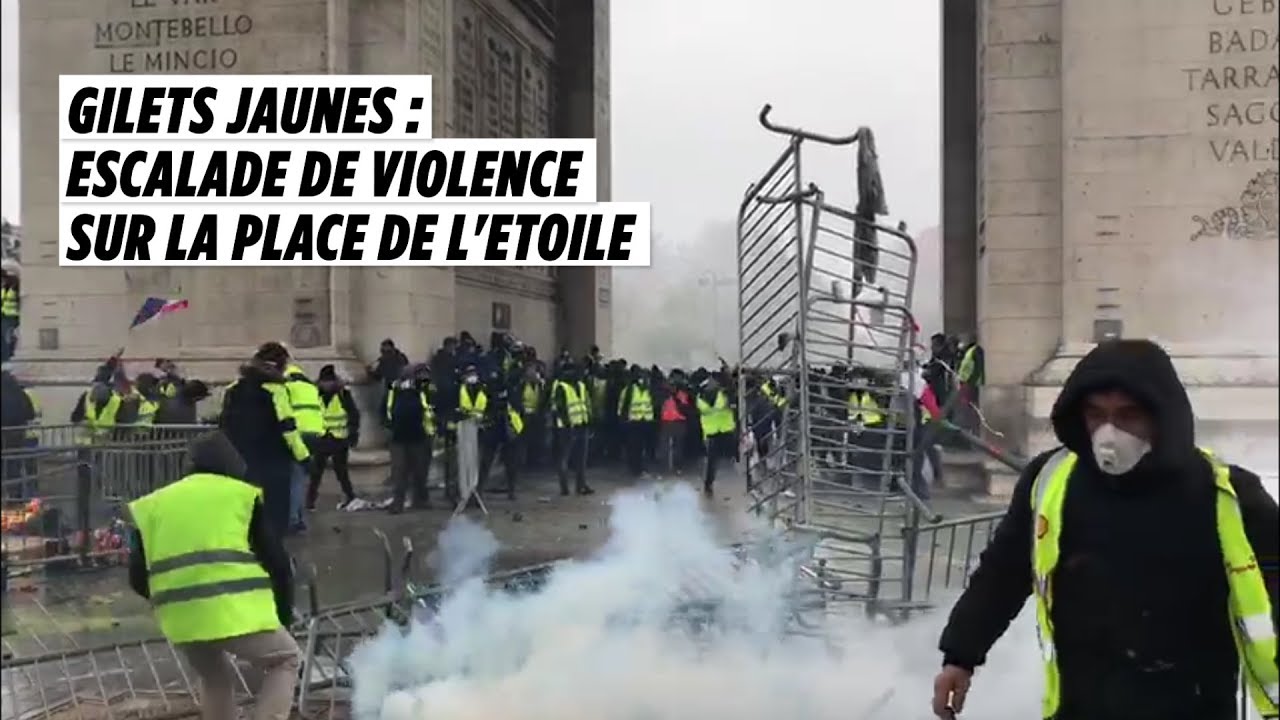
20, 0, 333, 358
450, 0, 559, 348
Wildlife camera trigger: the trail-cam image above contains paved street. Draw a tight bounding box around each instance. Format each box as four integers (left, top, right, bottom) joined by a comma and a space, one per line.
1, 461, 757, 654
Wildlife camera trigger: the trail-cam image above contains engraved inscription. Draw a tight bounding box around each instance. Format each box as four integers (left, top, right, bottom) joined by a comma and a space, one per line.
96, 0, 250, 73
1183, 0, 1279, 164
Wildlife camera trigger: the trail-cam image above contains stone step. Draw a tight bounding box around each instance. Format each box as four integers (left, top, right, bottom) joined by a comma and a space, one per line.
938, 448, 988, 495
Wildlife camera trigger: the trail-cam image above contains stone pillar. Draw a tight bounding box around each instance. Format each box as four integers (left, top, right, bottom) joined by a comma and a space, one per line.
973, 0, 1066, 451
1026, 0, 1278, 471
941, 0, 979, 338
553, 0, 613, 357
17, 0, 351, 423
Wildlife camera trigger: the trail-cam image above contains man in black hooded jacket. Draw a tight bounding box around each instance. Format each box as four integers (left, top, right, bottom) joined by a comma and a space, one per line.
932, 339, 1278, 720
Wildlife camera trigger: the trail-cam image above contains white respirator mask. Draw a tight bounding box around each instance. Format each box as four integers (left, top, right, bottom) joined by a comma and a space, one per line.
1091, 422, 1151, 476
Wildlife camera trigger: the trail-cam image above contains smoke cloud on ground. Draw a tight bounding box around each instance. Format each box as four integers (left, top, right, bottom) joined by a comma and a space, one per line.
348, 483, 1042, 720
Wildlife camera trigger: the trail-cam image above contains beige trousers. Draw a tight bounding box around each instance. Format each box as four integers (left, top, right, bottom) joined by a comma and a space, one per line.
177, 627, 301, 720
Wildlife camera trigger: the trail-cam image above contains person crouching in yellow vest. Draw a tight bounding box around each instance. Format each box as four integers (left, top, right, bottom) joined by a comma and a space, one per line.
933, 339, 1279, 720
127, 431, 299, 720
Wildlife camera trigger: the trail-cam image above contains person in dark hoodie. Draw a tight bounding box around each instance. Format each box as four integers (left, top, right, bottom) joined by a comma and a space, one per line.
126, 431, 298, 720
477, 383, 523, 500
367, 338, 409, 418
154, 380, 211, 426
932, 339, 1279, 720
385, 362, 435, 512
308, 365, 361, 511
219, 344, 311, 536
1, 368, 37, 498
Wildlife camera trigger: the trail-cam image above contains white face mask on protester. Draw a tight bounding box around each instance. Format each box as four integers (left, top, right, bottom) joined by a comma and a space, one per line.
1091, 422, 1151, 475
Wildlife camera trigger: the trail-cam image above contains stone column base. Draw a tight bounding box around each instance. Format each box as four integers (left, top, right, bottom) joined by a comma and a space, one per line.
960, 347, 1279, 497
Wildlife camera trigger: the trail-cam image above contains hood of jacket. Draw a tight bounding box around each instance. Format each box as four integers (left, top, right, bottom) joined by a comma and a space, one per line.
1050, 339, 1197, 475
238, 358, 285, 384
88, 381, 115, 407
186, 430, 249, 479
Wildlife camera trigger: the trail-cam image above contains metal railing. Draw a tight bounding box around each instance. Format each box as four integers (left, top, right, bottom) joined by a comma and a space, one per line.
1, 424, 209, 576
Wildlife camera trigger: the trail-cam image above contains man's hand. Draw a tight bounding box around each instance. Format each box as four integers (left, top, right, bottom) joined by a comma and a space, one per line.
931, 665, 972, 717
348, 432, 360, 449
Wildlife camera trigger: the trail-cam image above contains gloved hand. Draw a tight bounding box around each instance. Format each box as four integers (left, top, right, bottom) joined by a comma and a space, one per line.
348, 432, 360, 449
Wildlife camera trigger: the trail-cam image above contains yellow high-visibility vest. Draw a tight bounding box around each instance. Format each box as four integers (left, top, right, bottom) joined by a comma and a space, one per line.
262, 383, 309, 463
958, 345, 978, 384
24, 389, 41, 441
128, 473, 280, 644
1030, 448, 1278, 718
385, 385, 435, 437
553, 380, 589, 428
847, 391, 884, 426
696, 390, 734, 439
522, 381, 543, 416
283, 365, 324, 436
506, 408, 524, 435
134, 395, 158, 427
83, 391, 122, 442
0, 287, 18, 317
322, 394, 348, 439
762, 381, 787, 408
460, 385, 488, 420
620, 385, 654, 422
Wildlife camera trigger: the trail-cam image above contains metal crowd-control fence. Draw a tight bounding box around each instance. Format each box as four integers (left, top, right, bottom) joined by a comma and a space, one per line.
0, 526, 840, 720
1, 424, 209, 577
2, 524, 1265, 719
0, 524, 558, 720
737, 104, 933, 620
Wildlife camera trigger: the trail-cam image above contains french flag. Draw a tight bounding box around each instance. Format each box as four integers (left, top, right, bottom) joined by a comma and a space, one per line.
130, 297, 190, 329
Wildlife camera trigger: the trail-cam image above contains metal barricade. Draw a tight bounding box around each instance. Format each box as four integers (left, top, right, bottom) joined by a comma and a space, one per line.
737, 104, 930, 618
453, 419, 483, 515
1, 425, 209, 575
0, 528, 556, 720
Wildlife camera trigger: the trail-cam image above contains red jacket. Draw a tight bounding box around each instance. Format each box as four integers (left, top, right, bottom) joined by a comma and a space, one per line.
661, 389, 689, 422
920, 384, 942, 421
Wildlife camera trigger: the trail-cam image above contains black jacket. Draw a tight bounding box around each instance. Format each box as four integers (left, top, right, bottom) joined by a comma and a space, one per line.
938, 340, 1279, 720
220, 360, 295, 468
387, 376, 431, 444
128, 432, 295, 627
371, 348, 409, 388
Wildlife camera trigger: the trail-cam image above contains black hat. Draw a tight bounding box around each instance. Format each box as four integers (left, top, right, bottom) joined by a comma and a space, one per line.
254, 341, 289, 365
318, 364, 338, 381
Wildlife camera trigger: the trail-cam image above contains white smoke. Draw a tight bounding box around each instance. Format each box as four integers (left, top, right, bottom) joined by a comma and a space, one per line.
348, 483, 1042, 720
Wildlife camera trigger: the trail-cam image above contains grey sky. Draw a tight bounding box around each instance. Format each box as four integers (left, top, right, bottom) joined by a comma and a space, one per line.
1, 0, 939, 232
610, 0, 940, 236
2, 0, 17, 219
